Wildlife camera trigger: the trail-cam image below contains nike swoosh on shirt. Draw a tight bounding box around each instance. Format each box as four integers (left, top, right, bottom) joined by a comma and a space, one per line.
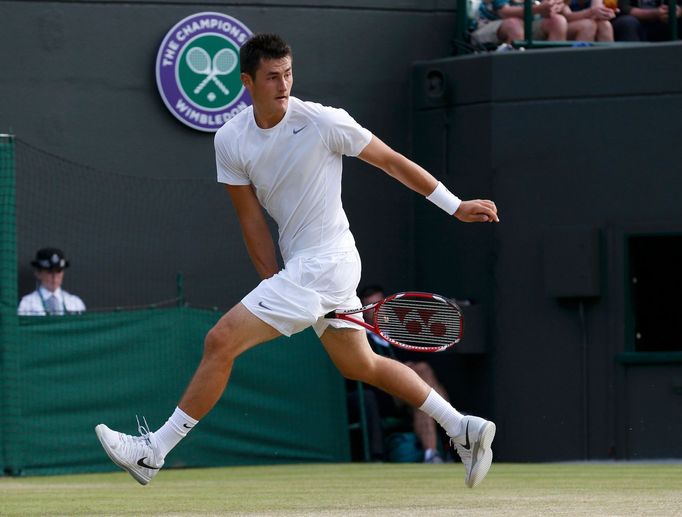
293, 125, 307, 134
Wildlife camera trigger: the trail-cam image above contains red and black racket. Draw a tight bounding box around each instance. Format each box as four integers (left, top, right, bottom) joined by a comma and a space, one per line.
325, 292, 463, 352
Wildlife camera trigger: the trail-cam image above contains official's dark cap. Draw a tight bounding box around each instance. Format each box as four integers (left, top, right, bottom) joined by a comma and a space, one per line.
31, 248, 69, 270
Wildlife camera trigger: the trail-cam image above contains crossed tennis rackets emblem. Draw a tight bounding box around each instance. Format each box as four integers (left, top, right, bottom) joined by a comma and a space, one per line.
185, 47, 238, 96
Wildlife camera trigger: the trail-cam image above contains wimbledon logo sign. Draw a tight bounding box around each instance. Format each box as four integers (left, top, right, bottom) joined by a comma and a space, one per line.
155, 12, 253, 132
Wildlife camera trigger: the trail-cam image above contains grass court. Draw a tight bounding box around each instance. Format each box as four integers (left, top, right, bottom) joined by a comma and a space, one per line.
2, 462, 681, 516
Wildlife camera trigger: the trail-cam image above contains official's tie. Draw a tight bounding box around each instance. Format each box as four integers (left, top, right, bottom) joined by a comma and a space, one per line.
46, 295, 61, 315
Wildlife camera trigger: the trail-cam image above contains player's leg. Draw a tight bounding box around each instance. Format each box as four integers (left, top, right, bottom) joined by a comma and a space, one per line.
95, 303, 280, 485
319, 327, 495, 487
405, 361, 448, 462
177, 303, 280, 419
320, 327, 430, 406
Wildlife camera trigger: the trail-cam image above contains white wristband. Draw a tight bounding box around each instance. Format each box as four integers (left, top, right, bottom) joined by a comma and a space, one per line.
426, 182, 461, 215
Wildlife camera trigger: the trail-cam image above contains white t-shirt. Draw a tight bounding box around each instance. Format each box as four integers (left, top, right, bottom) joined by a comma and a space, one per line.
17, 286, 86, 316
214, 96, 372, 263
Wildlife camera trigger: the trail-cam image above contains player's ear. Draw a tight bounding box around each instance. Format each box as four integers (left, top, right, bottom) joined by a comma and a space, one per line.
241, 72, 253, 89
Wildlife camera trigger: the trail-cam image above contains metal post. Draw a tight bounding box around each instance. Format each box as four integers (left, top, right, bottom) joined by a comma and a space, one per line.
356, 381, 371, 462
669, 0, 679, 40
524, 0, 534, 47
176, 271, 185, 307
455, 0, 469, 54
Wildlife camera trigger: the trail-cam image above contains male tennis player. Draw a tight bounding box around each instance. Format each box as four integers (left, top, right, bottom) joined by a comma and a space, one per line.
95, 33, 499, 488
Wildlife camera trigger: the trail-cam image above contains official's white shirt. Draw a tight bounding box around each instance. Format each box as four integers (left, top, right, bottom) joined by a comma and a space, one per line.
17, 286, 86, 316
215, 96, 372, 263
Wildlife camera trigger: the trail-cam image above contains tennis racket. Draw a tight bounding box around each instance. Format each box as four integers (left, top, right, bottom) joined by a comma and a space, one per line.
325, 292, 463, 352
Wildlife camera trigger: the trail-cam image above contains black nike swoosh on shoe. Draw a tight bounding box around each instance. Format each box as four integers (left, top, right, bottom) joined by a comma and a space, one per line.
137, 457, 160, 469
463, 421, 471, 450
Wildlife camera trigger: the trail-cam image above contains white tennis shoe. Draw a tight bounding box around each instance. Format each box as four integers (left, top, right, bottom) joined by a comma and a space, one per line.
95, 417, 164, 486
452, 415, 496, 488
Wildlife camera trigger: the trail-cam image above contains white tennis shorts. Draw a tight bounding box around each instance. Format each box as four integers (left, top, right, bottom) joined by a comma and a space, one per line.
242, 248, 365, 337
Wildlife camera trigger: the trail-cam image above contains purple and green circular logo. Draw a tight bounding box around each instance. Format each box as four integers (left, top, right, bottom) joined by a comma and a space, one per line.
155, 12, 253, 132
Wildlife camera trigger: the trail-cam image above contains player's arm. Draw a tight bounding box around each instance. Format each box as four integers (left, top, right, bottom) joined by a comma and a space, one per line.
225, 184, 279, 280
357, 135, 499, 223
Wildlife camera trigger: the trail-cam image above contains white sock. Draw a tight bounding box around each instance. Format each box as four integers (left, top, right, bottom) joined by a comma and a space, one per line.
419, 389, 464, 439
424, 448, 439, 462
152, 407, 198, 460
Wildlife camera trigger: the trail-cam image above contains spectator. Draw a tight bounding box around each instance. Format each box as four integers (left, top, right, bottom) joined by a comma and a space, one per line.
469, 0, 567, 48
610, 0, 644, 40
560, 0, 616, 41
623, 0, 681, 41
18, 247, 86, 316
358, 285, 453, 463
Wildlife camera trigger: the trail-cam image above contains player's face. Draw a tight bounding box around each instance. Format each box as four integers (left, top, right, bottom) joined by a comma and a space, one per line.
242, 56, 293, 127
361, 292, 384, 324
36, 269, 64, 292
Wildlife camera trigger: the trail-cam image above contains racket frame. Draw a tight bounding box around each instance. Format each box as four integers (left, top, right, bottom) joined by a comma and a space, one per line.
326, 291, 463, 353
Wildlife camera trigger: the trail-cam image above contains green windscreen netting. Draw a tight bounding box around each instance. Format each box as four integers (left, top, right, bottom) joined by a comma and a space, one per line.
0, 137, 350, 476
14, 138, 257, 311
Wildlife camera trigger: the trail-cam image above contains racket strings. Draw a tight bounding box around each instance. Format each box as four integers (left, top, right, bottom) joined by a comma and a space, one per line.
375, 298, 461, 349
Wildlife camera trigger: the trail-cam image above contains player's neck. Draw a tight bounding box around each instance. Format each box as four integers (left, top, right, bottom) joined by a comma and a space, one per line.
252, 105, 287, 129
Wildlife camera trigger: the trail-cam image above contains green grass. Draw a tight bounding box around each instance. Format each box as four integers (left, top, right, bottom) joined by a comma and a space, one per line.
1, 462, 681, 516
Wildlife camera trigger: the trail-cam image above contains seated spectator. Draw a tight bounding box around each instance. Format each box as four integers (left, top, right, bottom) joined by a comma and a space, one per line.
624, 0, 682, 41
18, 247, 86, 316
355, 285, 453, 463
610, 0, 645, 40
560, 0, 616, 41
470, 0, 567, 48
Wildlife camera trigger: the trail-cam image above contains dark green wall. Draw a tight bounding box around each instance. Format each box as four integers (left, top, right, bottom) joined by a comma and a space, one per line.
4, 0, 682, 463
412, 42, 682, 460
0, 1, 458, 310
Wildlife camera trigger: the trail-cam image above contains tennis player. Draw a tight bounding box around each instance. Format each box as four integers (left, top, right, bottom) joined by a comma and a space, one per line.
95, 33, 499, 488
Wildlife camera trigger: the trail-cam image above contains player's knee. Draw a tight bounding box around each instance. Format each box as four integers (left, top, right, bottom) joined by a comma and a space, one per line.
338, 363, 369, 382
203, 323, 240, 362
337, 355, 378, 382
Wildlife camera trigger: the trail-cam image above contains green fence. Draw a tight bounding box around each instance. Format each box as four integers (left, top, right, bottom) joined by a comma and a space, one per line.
0, 136, 349, 476
0, 134, 18, 476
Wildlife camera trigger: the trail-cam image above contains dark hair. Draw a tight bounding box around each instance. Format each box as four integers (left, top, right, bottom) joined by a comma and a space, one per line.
240, 33, 292, 78
358, 284, 385, 300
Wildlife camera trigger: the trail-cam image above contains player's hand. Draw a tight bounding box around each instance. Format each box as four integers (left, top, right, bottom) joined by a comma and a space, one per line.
454, 200, 500, 223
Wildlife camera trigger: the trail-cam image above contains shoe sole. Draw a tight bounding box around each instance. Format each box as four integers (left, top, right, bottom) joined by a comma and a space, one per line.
94, 425, 150, 486
467, 421, 496, 488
